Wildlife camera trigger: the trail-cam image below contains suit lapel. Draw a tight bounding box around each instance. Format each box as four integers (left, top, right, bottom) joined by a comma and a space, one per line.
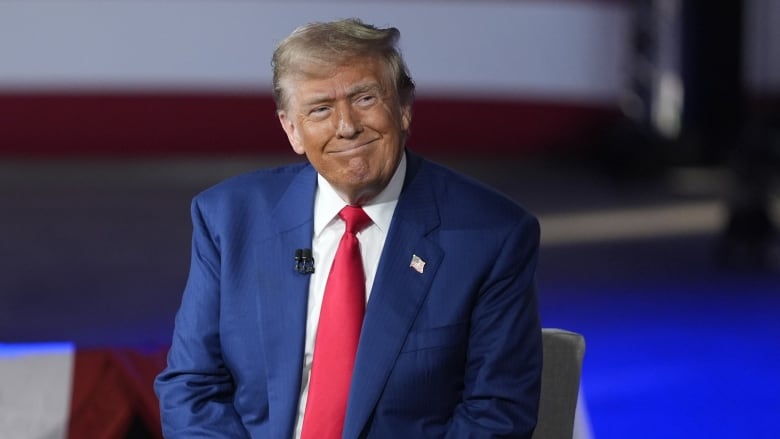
255, 165, 317, 439
344, 153, 443, 438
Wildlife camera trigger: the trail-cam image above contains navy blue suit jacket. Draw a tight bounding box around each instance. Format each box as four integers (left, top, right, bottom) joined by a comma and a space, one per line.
155, 151, 542, 438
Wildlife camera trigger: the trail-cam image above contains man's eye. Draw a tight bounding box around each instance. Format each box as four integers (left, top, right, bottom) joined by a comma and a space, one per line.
310, 107, 329, 116
357, 95, 376, 105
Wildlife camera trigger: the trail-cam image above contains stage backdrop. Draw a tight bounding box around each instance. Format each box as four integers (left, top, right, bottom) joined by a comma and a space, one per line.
2, 1, 778, 159
0, 0, 631, 158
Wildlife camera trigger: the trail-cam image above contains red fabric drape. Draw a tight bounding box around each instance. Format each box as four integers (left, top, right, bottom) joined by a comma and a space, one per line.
67, 348, 167, 439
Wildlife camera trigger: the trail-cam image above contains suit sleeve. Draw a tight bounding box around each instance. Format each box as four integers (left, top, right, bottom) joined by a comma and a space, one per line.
154, 198, 250, 438
445, 214, 542, 439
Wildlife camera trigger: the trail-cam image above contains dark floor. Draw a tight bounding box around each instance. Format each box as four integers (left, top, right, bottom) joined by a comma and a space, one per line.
1, 155, 779, 438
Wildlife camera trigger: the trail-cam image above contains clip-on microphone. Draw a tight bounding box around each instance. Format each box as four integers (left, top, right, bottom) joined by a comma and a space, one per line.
294, 248, 315, 274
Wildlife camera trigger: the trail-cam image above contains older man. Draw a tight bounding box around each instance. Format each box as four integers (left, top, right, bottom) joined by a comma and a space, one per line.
155, 18, 542, 439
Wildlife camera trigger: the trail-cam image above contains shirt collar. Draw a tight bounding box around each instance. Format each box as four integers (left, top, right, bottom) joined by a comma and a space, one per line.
313, 152, 406, 237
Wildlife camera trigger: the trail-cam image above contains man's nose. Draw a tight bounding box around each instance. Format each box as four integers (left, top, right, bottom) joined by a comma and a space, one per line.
335, 104, 362, 138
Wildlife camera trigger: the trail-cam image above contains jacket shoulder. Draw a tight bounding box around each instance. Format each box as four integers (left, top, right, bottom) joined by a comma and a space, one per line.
416, 157, 537, 227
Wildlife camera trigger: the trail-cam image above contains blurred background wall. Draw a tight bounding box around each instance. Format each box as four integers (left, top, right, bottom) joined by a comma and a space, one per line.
1, 1, 778, 158
1, 1, 779, 438
0, 1, 628, 157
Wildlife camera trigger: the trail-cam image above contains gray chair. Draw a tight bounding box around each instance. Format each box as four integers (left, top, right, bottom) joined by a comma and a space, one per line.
531, 328, 586, 439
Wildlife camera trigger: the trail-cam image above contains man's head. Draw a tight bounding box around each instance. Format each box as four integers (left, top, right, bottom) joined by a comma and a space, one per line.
273, 19, 415, 205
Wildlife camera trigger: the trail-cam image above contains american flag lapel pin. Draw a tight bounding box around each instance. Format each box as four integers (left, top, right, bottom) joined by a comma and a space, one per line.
410, 254, 426, 274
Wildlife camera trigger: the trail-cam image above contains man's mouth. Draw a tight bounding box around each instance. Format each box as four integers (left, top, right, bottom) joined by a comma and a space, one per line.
330, 139, 377, 155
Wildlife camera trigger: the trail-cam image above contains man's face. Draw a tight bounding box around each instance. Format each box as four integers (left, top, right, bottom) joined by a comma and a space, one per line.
277, 57, 411, 205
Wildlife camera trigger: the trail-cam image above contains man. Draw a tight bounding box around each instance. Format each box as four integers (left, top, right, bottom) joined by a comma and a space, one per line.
155, 18, 542, 438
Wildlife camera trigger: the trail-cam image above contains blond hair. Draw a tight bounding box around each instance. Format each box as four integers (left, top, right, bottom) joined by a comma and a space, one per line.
272, 18, 415, 110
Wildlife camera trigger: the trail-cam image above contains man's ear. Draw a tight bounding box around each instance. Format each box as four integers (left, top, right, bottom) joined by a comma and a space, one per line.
277, 111, 305, 155
400, 105, 412, 132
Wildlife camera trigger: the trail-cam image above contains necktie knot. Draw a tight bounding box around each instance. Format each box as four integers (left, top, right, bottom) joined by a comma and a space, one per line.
339, 205, 371, 234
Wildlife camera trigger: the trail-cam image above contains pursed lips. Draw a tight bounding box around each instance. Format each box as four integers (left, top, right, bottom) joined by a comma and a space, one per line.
328, 138, 378, 155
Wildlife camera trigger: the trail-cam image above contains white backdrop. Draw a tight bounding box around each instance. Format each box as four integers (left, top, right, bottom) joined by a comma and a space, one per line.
1, 1, 777, 99
0, 1, 628, 102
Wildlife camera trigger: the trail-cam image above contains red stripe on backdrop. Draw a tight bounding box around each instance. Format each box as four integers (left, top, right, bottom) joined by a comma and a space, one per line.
409, 97, 619, 156
0, 93, 619, 158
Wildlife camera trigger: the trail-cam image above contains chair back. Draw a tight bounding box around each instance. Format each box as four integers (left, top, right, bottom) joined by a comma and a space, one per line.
531, 328, 586, 439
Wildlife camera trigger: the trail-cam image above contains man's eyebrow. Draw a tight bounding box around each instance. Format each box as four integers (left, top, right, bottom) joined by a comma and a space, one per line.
302, 94, 332, 107
347, 82, 383, 97
300, 81, 384, 107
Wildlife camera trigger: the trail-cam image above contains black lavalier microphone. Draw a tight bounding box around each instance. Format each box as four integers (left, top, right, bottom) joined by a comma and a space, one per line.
294, 248, 315, 274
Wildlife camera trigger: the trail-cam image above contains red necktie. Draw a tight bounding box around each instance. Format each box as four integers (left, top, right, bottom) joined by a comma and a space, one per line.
301, 206, 372, 439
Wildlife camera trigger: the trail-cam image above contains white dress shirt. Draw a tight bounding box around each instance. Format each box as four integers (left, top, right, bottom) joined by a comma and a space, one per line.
293, 153, 406, 438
